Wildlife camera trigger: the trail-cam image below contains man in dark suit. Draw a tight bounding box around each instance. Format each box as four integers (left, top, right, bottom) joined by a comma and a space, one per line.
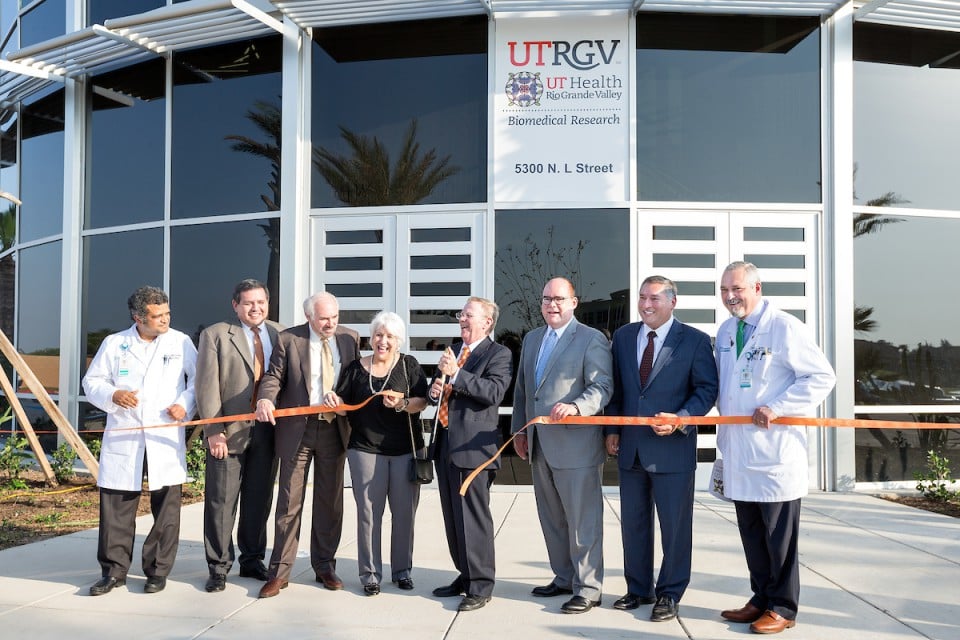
512, 277, 613, 614
429, 296, 513, 612
197, 279, 283, 592
254, 291, 360, 598
605, 276, 718, 622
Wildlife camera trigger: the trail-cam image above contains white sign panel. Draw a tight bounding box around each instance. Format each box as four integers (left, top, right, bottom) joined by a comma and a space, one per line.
494, 16, 629, 202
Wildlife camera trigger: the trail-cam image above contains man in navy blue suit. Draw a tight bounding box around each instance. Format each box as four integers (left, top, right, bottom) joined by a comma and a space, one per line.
605, 275, 718, 622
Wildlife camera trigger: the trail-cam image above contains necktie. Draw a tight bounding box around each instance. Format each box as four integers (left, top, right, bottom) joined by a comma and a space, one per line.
639, 330, 656, 387
251, 325, 265, 410
736, 320, 746, 358
321, 337, 335, 422
438, 346, 471, 427
535, 330, 558, 386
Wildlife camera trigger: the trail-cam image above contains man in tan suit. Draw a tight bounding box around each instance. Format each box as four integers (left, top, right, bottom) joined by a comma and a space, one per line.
196, 279, 283, 592
255, 291, 360, 598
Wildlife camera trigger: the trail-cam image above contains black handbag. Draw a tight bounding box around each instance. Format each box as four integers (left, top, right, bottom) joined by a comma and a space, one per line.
401, 355, 433, 485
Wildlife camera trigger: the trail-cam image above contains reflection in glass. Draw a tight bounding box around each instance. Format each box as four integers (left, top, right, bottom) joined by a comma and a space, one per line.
81, 229, 163, 380
636, 13, 820, 202
855, 414, 959, 482
17, 241, 61, 393
20, 90, 64, 242
88, 0, 164, 25
170, 219, 279, 345
0, 251, 14, 343
20, 0, 65, 48
172, 37, 282, 218
88, 60, 166, 228
311, 17, 487, 207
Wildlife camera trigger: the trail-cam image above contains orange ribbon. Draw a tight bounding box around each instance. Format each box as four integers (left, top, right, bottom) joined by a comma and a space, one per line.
457, 413, 960, 496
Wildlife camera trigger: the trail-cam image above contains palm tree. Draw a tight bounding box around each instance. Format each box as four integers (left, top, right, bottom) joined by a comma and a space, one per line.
0, 203, 15, 339
313, 119, 459, 206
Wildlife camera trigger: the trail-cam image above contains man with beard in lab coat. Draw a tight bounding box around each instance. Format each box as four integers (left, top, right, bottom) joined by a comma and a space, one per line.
715, 262, 835, 634
83, 286, 197, 596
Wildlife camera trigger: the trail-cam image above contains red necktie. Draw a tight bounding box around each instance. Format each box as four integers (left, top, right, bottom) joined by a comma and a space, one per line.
639, 330, 656, 387
438, 346, 471, 427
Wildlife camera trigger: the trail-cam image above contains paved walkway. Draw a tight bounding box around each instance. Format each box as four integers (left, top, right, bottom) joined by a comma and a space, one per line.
0, 485, 957, 639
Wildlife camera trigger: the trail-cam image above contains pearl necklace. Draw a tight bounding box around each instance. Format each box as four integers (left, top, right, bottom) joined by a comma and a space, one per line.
368, 353, 399, 394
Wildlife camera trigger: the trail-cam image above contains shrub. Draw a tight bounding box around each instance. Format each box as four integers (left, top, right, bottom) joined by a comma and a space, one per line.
914, 450, 959, 502
51, 443, 76, 483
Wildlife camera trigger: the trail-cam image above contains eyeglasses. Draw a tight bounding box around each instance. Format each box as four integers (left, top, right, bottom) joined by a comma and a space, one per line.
455, 312, 486, 320
541, 296, 572, 305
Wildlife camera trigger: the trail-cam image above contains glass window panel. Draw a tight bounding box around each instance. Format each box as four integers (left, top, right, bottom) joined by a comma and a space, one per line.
855, 413, 960, 482
172, 37, 283, 219
311, 17, 487, 207
675, 308, 715, 324
328, 283, 382, 297
743, 227, 804, 242
88, 60, 166, 228
637, 13, 821, 202
81, 229, 163, 380
409, 336, 459, 351
411, 255, 470, 270
410, 310, 459, 324
410, 282, 470, 297
1, 21, 18, 60
20, 90, 64, 242
653, 225, 714, 241
762, 282, 805, 296
18, 241, 61, 392
785, 310, 805, 322
326, 230, 383, 245
675, 281, 713, 296
653, 253, 715, 268
20, 0, 65, 48
338, 310, 378, 325
88, 0, 164, 24
326, 256, 382, 271
854, 24, 960, 211
170, 219, 281, 340
411, 228, 471, 243
745, 254, 804, 269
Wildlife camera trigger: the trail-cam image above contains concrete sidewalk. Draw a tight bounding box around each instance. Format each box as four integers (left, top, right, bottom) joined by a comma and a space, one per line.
0, 486, 957, 639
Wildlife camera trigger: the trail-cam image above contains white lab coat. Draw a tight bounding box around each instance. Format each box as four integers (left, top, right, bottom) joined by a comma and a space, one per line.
83, 324, 198, 491
715, 300, 835, 502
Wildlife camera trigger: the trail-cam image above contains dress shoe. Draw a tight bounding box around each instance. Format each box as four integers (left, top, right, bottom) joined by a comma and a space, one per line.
394, 578, 415, 590
531, 581, 573, 597
613, 593, 656, 610
364, 583, 381, 596
258, 577, 289, 598
239, 564, 269, 581
89, 576, 125, 596
205, 574, 227, 593
650, 595, 679, 622
721, 601, 765, 623
315, 570, 344, 591
561, 595, 601, 614
432, 581, 465, 597
458, 594, 491, 611
143, 576, 167, 593
750, 610, 796, 634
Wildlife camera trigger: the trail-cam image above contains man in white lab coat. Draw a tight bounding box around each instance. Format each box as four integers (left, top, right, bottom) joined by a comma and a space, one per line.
83, 286, 197, 596
714, 262, 835, 635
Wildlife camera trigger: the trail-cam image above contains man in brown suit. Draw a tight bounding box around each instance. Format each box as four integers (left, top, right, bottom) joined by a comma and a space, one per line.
196, 279, 283, 592
255, 291, 360, 598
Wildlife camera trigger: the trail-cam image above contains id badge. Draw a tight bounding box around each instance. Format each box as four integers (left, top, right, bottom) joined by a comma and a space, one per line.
739, 367, 752, 388
118, 368, 129, 377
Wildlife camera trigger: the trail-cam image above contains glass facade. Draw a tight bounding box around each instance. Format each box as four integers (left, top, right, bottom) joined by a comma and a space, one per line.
19, 90, 64, 243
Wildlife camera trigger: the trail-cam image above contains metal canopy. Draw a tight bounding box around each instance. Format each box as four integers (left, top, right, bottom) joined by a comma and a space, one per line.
855, 1, 960, 33
634, 1, 846, 16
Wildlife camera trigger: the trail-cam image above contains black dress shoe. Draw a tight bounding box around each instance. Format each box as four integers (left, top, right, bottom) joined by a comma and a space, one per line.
89, 576, 125, 596
613, 593, 656, 610
364, 583, 381, 596
458, 594, 491, 611
144, 576, 167, 594
561, 595, 600, 614
432, 581, 465, 597
239, 564, 269, 581
394, 578, 415, 590
316, 570, 344, 590
531, 581, 574, 597
205, 574, 227, 592
650, 595, 679, 622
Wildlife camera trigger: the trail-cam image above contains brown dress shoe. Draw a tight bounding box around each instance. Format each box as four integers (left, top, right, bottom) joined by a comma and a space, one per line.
316, 570, 344, 591
258, 578, 289, 598
750, 610, 796, 634
721, 601, 765, 623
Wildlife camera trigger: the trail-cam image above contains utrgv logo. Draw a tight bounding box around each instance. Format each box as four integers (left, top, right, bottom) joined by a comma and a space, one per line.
508, 40, 620, 71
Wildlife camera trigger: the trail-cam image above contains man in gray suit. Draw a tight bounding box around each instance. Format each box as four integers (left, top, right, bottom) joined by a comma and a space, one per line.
512, 277, 613, 614
254, 292, 360, 599
197, 279, 283, 592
